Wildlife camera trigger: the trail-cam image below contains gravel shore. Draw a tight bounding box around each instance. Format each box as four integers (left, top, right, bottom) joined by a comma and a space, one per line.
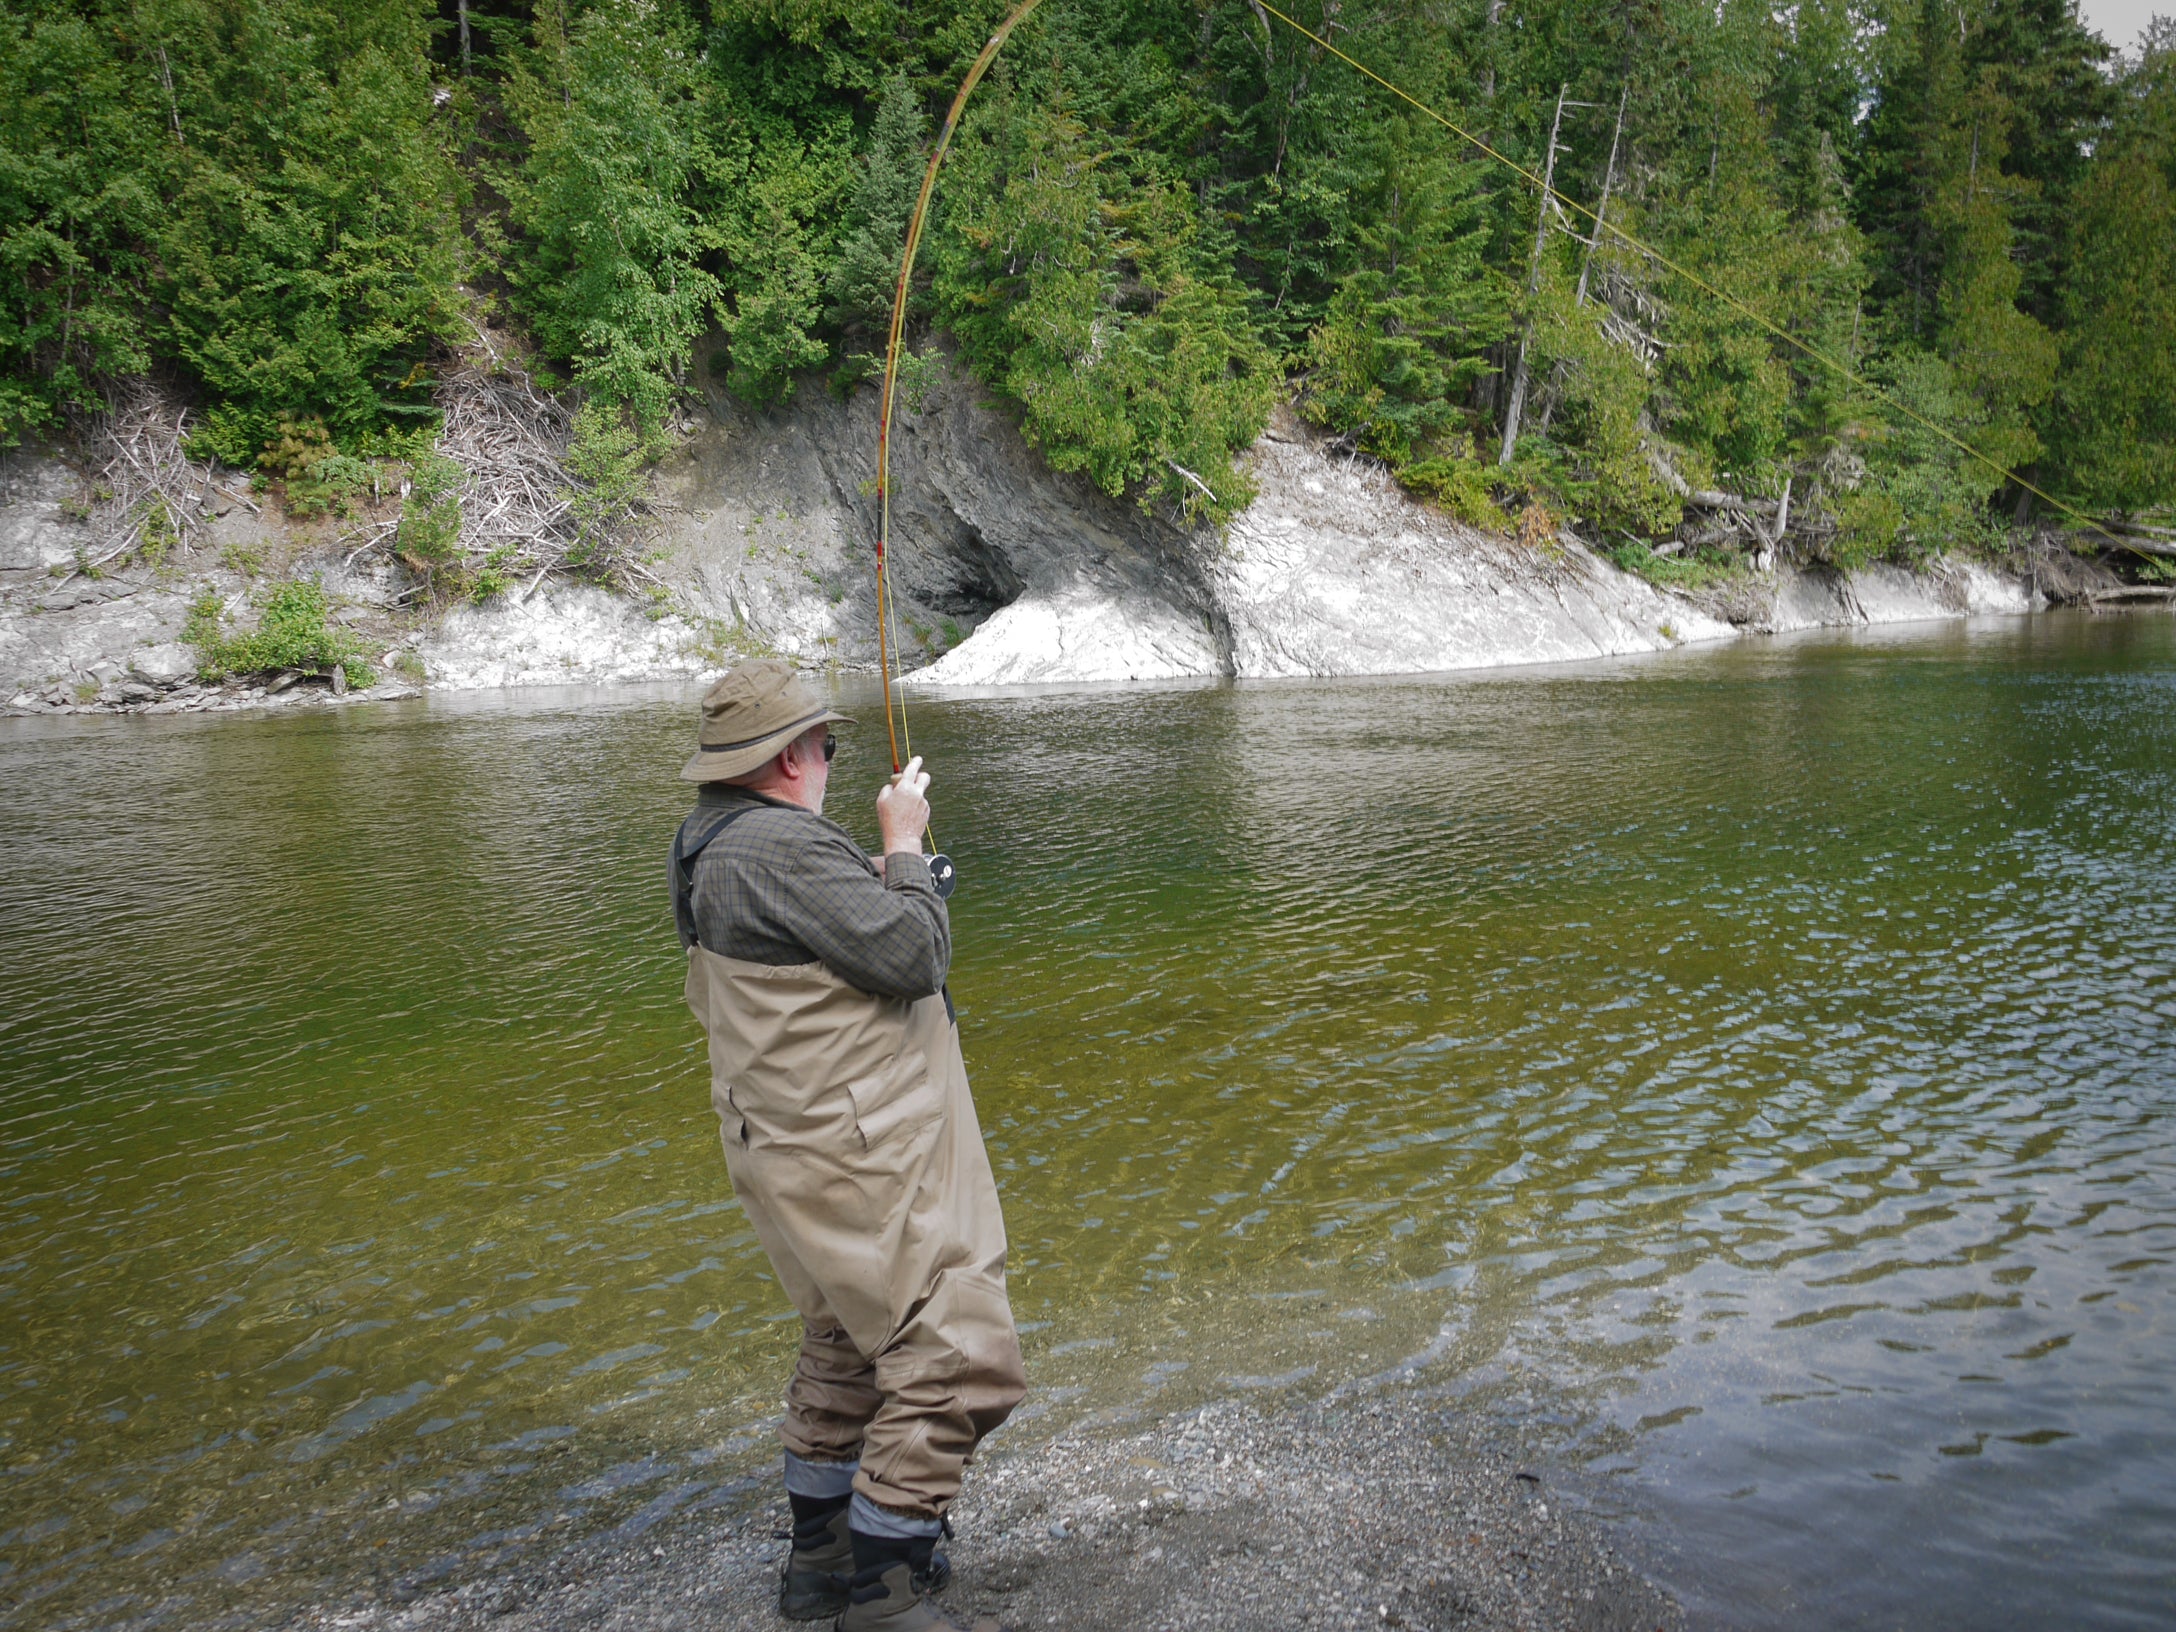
298, 1391, 1679, 1632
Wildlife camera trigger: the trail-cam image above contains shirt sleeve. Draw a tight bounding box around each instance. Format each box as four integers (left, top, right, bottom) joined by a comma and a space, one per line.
780, 829, 952, 1000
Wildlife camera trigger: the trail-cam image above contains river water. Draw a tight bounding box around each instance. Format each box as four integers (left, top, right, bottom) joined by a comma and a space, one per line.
3, 613, 2172, 1631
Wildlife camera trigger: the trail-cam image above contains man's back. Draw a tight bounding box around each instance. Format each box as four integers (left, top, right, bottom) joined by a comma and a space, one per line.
674, 784, 949, 999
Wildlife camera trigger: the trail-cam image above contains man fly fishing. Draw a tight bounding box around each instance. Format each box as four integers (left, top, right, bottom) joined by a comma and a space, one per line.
671, 658, 1022, 1632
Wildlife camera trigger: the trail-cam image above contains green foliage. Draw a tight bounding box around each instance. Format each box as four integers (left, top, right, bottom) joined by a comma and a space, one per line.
710, 133, 845, 402
292, 455, 375, 520
2, 0, 2170, 558
1832, 348, 2004, 566
0, 9, 159, 441
136, 498, 177, 568
470, 544, 519, 604
396, 453, 464, 559
1924, 80, 2058, 480
501, 0, 723, 430
827, 74, 928, 339
1, 0, 459, 449
1300, 115, 1508, 466
393, 450, 467, 594
564, 400, 651, 575
1521, 271, 1682, 537
186, 578, 372, 687
2048, 36, 2176, 513
254, 416, 372, 517
155, 1, 464, 447
1649, 81, 1797, 482
694, 4, 865, 405
935, 88, 1276, 517
1397, 456, 1506, 530
1607, 537, 1750, 591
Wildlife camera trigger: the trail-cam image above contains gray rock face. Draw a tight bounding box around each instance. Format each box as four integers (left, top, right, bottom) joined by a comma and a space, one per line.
0, 451, 91, 573
1763, 559, 2033, 630
1205, 425, 1732, 678
898, 411, 1739, 685
129, 642, 197, 683
420, 586, 707, 689
652, 353, 1218, 683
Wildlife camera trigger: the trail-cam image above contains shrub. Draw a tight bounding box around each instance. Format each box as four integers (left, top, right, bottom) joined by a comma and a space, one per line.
1397, 456, 1506, 530
394, 451, 466, 595
469, 544, 518, 604
135, 497, 177, 567
185, 579, 372, 688
563, 400, 652, 577
256, 417, 373, 517
1607, 537, 1747, 591
501, 0, 722, 430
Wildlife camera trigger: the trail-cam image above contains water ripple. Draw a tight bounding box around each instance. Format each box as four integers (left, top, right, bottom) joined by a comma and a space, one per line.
1, 619, 2171, 1630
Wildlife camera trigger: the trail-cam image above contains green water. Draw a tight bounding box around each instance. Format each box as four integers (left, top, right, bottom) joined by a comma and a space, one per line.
3, 614, 2173, 1630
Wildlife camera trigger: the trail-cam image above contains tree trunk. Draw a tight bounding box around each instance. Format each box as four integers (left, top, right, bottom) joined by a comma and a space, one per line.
1499, 86, 1571, 467
1574, 87, 1627, 307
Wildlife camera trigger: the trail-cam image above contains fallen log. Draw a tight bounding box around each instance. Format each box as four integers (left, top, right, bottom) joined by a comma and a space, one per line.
1687, 489, 1779, 516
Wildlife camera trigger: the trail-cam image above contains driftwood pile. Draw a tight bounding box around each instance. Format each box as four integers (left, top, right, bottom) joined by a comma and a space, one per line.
63, 330, 658, 602
71, 376, 257, 576
419, 320, 660, 596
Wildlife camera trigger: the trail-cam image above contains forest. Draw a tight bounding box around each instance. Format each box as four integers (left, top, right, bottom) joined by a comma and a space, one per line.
4, 0, 2172, 583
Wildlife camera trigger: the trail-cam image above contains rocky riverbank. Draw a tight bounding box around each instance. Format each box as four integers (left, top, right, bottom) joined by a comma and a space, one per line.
287, 1389, 1678, 1632
2, 359, 2115, 718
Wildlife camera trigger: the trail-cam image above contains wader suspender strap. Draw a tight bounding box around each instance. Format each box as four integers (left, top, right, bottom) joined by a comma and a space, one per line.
672, 802, 758, 950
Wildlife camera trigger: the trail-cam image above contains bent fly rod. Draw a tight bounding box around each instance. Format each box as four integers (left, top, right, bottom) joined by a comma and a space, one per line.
870, 0, 1047, 902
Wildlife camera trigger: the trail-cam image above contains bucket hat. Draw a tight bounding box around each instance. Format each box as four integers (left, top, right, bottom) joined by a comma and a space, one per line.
680, 659, 855, 782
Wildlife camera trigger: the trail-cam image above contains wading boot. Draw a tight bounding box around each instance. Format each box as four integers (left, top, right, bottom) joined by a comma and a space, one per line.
837, 1531, 997, 1632
780, 1493, 853, 1621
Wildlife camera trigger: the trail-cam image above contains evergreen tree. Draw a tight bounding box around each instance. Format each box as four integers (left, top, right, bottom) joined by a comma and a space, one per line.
0, 6, 162, 441
1855, 0, 1963, 342
500, 0, 722, 432
826, 74, 929, 339
934, 83, 1275, 516
1925, 68, 2058, 482
2048, 28, 2176, 513
697, 6, 860, 403
155, 0, 468, 462
1958, 0, 2112, 325
0, 0, 2166, 545
1301, 112, 1508, 466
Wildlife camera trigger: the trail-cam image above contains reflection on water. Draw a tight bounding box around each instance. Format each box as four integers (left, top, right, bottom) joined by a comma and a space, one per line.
2, 614, 2172, 1631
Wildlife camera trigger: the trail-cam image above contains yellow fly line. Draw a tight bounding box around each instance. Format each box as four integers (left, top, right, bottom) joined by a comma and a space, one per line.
1248, 0, 2108, 536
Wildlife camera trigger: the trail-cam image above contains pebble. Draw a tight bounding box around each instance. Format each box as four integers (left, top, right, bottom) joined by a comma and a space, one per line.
282, 1393, 1679, 1632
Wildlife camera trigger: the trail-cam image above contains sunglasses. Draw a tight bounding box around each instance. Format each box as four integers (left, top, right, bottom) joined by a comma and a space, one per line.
823, 732, 838, 762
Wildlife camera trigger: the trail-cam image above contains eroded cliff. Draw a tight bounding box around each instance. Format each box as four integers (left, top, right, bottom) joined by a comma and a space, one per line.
2, 359, 2063, 714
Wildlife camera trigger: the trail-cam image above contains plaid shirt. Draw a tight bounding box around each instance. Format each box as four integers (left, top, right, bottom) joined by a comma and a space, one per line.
673, 784, 950, 1000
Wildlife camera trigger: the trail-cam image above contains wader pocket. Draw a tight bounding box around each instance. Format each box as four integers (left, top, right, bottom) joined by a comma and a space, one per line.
844, 1068, 936, 1150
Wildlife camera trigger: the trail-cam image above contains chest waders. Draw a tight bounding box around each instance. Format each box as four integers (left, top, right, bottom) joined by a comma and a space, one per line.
675, 809, 1025, 1518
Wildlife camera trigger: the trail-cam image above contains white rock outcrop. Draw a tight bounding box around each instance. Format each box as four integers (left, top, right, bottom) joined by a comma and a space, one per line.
1209, 434, 1733, 677
903, 588, 1222, 686
1767, 559, 2035, 631
420, 585, 708, 690
901, 428, 1736, 686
